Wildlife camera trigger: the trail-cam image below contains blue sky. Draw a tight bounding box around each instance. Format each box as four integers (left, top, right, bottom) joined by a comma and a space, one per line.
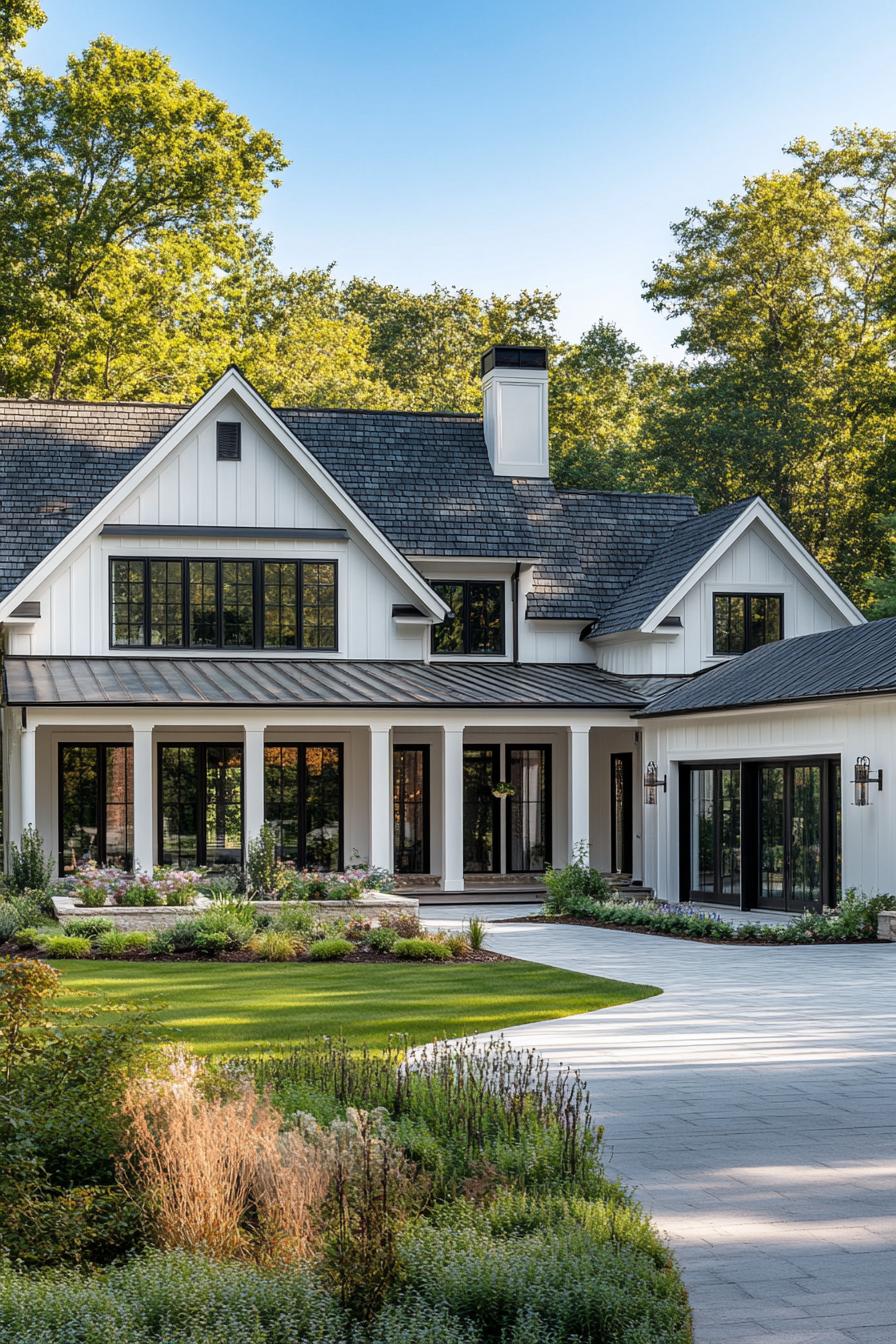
27, 0, 896, 357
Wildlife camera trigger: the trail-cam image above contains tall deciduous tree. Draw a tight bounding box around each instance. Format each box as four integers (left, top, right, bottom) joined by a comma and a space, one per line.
0, 35, 286, 398
643, 127, 896, 599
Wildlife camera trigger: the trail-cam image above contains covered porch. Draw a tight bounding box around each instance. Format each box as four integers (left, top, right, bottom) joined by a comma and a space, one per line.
7, 707, 644, 891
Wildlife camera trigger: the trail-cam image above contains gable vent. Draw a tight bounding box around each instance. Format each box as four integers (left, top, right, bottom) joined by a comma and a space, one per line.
216, 421, 242, 461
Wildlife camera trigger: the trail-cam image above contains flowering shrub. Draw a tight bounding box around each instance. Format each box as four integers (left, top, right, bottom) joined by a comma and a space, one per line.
64, 862, 200, 908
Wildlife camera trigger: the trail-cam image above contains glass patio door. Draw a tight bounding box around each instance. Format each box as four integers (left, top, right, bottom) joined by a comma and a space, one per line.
159, 744, 243, 868
758, 762, 824, 912
688, 766, 741, 905
393, 746, 429, 874
506, 746, 551, 873
263, 744, 343, 871
463, 746, 500, 873
59, 744, 133, 874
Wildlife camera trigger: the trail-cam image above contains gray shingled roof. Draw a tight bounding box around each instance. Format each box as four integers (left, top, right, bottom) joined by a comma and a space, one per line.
0, 396, 700, 621
592, 497, 758, 636
4, 655, 648, 709
640, 618, 883, 717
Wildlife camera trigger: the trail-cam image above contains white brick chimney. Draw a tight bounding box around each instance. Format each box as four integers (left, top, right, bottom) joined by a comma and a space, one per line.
480, 346, 549, 478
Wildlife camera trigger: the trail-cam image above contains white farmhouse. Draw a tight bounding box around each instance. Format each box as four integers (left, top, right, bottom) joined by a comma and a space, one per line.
0, 346, 888, 914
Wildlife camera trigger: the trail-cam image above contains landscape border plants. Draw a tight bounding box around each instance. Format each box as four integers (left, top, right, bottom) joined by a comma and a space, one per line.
542, 872, 892, 944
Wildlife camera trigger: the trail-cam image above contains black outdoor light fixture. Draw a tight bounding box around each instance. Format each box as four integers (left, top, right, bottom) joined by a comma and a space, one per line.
852, 755, 883, 807
643, 760, 667, 805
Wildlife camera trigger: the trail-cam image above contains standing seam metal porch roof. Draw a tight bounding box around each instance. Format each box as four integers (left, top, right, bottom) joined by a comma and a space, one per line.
4, 656, 649, 710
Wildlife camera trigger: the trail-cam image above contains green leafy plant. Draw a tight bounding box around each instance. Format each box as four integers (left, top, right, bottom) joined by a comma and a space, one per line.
193, 930, 231, 957
392, 937, 451, 962
65, 917, 114, 943
543, 845, 612, 915
0, 894, 46, 942
246, 824, 282, 898
8, 826, 54, 895
38, 934, 92, 959
96, 930, 153, 957
308, 937, 353, 962
0, 956, 60, 1082
366, 926, 397, 954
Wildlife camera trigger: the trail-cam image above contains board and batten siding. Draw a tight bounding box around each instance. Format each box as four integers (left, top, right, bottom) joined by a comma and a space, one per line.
641, 696, 896, 904
7, 396, 427, 662
595, 522, 855, 676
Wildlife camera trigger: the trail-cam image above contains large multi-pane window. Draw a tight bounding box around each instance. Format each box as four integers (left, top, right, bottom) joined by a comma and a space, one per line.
264, 744, 342, 870
712, 593, 783, 656
110, 558, 337, 650
59, 744, 133, 874
159, 744, 243, 867
432, 581, 504, 655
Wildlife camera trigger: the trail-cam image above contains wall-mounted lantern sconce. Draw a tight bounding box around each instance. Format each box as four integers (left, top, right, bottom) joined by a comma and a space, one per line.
853, 756, 883, 807
643, 760, 667, 806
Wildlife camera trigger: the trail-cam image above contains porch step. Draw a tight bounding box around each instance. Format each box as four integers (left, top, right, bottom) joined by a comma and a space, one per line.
605, 873, 655, 901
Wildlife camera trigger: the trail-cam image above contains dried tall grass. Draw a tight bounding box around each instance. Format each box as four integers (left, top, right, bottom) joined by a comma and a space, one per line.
120, 1051, 328, 1262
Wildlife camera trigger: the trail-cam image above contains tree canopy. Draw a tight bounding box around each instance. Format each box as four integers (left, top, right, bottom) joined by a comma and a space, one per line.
2, 9, 896, 607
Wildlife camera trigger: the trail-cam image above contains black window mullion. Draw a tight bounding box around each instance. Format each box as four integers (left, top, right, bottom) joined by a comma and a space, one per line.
142, 561, 151, 652
297, 561, 304, 650
298, 746, 308, 868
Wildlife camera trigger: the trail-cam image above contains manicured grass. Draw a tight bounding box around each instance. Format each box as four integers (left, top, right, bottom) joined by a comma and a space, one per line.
51, 959, 658, 1054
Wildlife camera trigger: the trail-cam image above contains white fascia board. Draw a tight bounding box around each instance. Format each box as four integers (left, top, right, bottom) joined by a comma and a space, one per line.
585, 626, 682, 646
0, 368, 450, 623
640, 498, 865, 633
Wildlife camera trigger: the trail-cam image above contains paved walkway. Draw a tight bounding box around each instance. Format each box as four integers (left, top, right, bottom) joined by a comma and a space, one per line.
422, 909, 896, 1343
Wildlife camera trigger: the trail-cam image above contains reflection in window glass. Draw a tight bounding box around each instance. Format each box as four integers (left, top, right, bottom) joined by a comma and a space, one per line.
149, 560, 184, 647
189, 562, 218, 646
111, 560, 145, 646
432, 582, 504, 655
507, 747, 549, 872
205, 746, 243, 866
222, 561, 255, 647
690, 769, 716, 894
263, 744, 342, 871
432, 583, 464, 653
393, 747, 428, 874
60, 744, 133, 874
302, 562, 337, 649
263, 562, 298, 647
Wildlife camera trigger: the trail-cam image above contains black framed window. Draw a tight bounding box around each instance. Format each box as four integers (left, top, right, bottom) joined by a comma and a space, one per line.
59, 744, 133, 874
159, 743, 243, 868
713, 593, 783, 655
110, 558, 337, 651
432, 580, 504, 656
149, 561, 184, 647
111, 561, 145, 647
393, 746, 430, 874
263, 744, 342, 870
222, 561, 254, 647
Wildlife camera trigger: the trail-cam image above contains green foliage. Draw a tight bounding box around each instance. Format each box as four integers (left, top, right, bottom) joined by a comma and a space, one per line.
0, 893, 46, 942
245, 930, 303, 961
308, 937, 353, 962
365, 926, 398, 953
63, 917, 114, 943
465, 917, 486, 951
0, 956, 59, 1082
7, 827, 53, 895
96, 930, 153, 957
38, 934, 91, 959
392, 937, 452, 962
245, 824, 282, 898
118, 883, 164, 907
544, 846, 613, 915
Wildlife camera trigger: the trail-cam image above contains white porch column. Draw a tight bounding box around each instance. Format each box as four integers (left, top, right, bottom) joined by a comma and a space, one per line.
131, 727, 154, 873
20, 722, 36, 833
441, 726, 465, 892
568, 722, 591, 866
243, 727, 266, 854
368, 723, 393, 870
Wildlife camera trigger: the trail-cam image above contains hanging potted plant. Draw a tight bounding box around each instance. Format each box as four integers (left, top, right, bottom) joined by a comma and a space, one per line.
491, 780, 515, 800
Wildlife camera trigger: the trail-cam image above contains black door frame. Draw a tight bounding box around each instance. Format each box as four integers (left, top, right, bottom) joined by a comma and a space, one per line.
505, 743, 552, 874
58, 742, 133, 875
392, 744, 431, 874
747, 758, 839, 913
463, 743, 501, 874
157, 742, 245, 868
610, 752, 633, 875
264, 741, 345, 871
680, 756, 840, 912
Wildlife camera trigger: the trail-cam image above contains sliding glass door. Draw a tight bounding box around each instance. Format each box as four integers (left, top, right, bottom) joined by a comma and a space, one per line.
59, 744, 133, 874
264, 744, 342, 871
687, 766, 741, 905
159, 744, 243, 868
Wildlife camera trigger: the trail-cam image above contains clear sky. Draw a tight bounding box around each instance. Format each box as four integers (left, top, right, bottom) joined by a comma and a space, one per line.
26, 0, 896, 357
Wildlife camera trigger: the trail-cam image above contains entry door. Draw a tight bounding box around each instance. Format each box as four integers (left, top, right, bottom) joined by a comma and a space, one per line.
758, 763, 824, 912
506, 746, 551, 873
463, 745, 500, 873
610, 753, 632, 874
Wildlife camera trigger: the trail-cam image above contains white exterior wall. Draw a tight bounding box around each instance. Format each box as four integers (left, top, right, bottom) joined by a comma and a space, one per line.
9, 396, 427, 662
642, 696, 896, 904
595, 522, 855, 676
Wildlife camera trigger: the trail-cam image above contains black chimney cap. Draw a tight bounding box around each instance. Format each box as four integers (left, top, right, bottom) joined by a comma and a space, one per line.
480, 345, 548, 377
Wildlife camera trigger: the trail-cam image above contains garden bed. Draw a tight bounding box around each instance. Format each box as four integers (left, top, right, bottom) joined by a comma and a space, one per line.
52, 890, 419, 932
514, 913, 881, 945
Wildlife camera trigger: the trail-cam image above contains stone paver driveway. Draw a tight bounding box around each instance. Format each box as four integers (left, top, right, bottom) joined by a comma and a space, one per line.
424, 909, 896, 1344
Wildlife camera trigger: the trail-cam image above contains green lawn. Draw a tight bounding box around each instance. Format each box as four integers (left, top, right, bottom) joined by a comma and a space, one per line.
52, 959, 658, 1054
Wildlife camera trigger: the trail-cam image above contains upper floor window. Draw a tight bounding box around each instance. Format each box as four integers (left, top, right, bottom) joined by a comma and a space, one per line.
432, 580, 504, 656
713, 592, 782, 656
110, 558, 337, 651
